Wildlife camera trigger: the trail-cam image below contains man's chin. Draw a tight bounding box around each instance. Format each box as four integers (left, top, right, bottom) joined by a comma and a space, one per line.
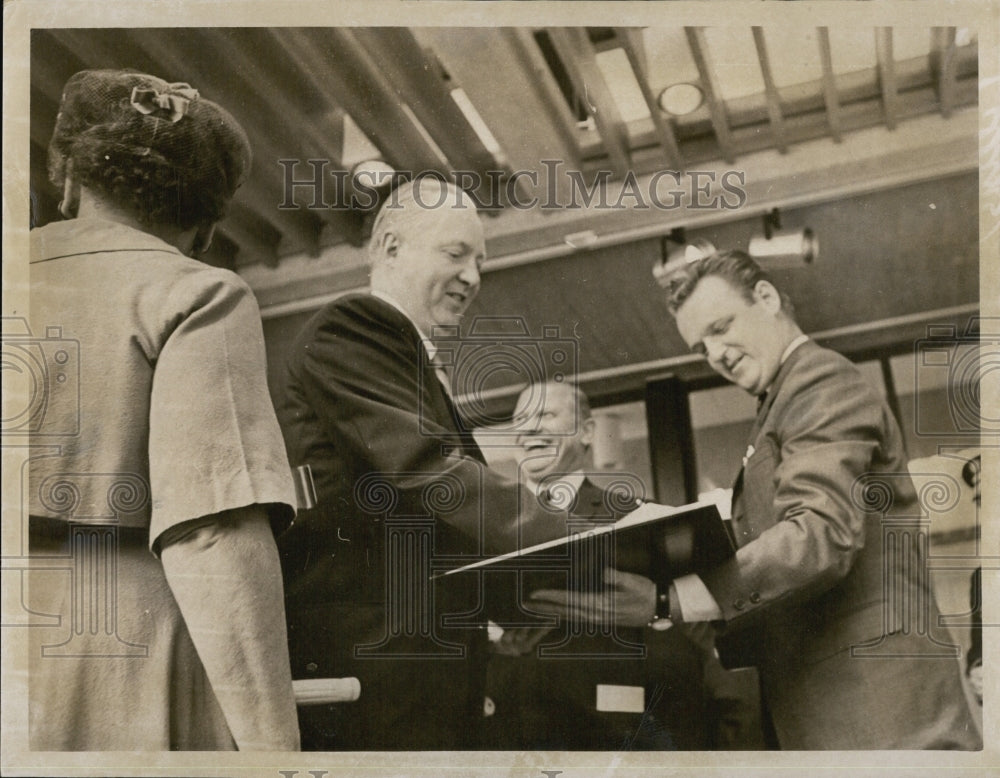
521, 465, 555, 483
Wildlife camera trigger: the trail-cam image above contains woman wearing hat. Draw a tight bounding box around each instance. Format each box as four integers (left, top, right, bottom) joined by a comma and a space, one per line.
27, 70, 299, 750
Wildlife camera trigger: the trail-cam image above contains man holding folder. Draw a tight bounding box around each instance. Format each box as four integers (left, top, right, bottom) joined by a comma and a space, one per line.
277, 179, 572, 750
532, 250, 979, 750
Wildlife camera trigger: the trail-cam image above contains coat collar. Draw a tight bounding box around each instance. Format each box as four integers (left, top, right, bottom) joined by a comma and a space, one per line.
750, 337, 816, 439
31, 217, 182, 263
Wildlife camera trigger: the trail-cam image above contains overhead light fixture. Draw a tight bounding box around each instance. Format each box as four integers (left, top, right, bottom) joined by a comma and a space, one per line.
451, 87, 505, 160
350, 159, 396, 194
652, 228, 717, 286
657, 83, 705, 116
564, 229, 599, 249
748, 208, 818, 268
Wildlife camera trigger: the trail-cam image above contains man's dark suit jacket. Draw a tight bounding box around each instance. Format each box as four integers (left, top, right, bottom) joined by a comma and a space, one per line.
483, 477, 715, 750
276, 294, 570, 750
702, 339, 978, 749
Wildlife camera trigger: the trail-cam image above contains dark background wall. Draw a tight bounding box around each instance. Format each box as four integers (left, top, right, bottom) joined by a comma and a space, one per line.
261, 171, 979, 403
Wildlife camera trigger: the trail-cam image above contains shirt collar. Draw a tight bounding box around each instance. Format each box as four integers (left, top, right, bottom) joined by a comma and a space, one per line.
369, 290, 437, 361
780, 333, 810, 366
761, 334, 810, 398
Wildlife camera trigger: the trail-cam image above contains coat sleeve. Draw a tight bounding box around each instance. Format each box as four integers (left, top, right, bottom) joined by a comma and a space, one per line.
148, 268, 295, 549
700, 357, 888, 625
290, 300, 570, 554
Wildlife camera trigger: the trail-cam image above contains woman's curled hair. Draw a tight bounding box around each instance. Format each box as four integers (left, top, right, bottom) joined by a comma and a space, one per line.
48, 69, 252, 231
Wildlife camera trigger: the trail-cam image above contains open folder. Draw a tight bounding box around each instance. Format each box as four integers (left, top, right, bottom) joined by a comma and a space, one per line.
433, 500, 735, 625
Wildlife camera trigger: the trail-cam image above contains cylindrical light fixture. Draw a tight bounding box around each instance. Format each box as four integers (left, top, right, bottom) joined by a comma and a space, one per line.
652, 234, 717, 287
748, 227, 818, 269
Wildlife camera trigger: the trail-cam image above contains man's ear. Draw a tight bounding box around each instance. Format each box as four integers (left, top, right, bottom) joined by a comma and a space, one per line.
580, 416, 596, 449
59, 162, 80, 219
192, 223, 217, 255
378, 230, 400, 264
753, 280, 782, 314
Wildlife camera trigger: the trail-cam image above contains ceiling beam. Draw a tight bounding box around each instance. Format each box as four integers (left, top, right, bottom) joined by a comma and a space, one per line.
684, 27, 736, 163
269, 28, 448, 177
350, 27, 504, 209
351, 27, 497, 175
219, 201, 282, 269
875, 27, 898, 131
413, 27, 583, 205
752, 27, 789, 154
933, 27, 959, 118
624, 77, 976, 180
545, 27, 631, 179
615, 27, 683, 170
817, 27, 843, 143
185, 29, 346, 169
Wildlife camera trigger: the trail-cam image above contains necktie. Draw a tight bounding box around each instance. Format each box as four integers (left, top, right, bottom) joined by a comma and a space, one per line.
538, 486, 555, 511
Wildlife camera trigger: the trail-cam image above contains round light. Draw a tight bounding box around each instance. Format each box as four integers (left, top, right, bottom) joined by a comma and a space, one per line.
351, 159, 396, 190
657, 83, 705, 117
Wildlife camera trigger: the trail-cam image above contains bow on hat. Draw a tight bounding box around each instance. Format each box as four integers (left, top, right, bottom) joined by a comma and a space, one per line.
129, 83, 200, 123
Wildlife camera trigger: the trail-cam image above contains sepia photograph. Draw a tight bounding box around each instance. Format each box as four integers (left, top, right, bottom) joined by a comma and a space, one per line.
2, 1, 996, 776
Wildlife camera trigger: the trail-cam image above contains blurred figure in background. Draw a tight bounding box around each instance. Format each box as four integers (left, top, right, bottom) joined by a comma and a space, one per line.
28, 69, 299, 750
962, 455, 982, 705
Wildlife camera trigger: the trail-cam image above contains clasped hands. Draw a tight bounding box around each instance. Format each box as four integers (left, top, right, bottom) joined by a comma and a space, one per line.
527, 566, 660, 627
490, 568, 663, 656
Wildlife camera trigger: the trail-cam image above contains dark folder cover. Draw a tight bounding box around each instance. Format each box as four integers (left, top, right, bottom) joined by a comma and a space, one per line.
434, 501, 736, 626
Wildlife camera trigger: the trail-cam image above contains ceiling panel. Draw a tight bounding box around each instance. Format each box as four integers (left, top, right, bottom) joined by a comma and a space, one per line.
29, 24, 978, 277
703, 26, 767, 100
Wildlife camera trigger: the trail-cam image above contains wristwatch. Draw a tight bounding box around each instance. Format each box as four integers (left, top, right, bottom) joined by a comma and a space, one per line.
647, 583, 673, 631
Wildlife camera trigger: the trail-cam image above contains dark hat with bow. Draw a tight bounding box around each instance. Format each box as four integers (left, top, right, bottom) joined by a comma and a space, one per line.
47, 69, 252, 228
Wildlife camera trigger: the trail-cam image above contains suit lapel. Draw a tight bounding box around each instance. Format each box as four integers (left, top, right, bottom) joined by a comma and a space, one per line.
731, 340, 813, 518
368, 296, 487, 466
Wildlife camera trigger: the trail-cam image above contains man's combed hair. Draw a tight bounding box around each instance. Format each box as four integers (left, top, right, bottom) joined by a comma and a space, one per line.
662, 249, 794, 317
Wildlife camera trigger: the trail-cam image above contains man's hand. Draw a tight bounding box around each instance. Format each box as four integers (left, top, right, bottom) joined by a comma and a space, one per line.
527, 567, 659, 628
491, 626, 557, 656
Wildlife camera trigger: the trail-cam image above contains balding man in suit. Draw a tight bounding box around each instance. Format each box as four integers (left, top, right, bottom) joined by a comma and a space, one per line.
276, 179, 572, 750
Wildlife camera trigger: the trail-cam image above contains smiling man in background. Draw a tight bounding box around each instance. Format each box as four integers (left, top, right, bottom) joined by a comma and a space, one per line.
482, 380, 720, 750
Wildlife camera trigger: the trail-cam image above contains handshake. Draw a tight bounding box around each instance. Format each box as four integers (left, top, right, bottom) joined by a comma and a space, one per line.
492, 567, 671, 657
528, 566, 663, 628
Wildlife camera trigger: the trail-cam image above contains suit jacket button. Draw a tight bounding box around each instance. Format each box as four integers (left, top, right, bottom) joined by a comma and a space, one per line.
749, 592, 761, 604
733, 598, 746, 610
306, 662, 318, 673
